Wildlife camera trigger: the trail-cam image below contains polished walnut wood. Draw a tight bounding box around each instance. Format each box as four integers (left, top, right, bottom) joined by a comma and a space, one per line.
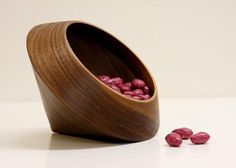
26, 21, 159, 141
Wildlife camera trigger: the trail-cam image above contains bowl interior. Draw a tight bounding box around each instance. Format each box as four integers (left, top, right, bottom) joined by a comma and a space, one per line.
66, 23, 155, 96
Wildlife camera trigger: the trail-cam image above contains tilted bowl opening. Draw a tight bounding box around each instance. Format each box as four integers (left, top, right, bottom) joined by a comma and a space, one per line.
66, 23, 155, 97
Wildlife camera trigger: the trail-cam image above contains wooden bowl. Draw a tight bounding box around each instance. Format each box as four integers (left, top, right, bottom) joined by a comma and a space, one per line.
26, 21, 159, 141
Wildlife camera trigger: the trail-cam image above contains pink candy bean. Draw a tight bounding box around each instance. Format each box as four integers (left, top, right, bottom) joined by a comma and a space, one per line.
98, 74, 110, 83
143, 85, 150, 94
165, 133, 182, 147
97, 75, 151, 100
109, 84, 121, 92
106, 77, 124, 86
132, 89, 144, 96
117, 83, 132, 93
172, 127, 193, 140
190, 132, 210, 144
131, 79, 146, 89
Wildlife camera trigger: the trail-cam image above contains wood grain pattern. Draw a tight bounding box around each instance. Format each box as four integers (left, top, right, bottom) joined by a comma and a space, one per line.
26, 21, 159, 141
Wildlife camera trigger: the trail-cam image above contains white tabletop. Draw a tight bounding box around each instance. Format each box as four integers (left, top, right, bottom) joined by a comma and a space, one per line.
0, 98, 235, 168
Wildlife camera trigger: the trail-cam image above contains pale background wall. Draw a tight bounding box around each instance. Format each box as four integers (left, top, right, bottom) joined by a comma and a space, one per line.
0, 0, 236, 101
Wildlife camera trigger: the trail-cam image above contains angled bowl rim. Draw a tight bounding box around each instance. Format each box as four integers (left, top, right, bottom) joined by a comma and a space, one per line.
63, 21, 158, 103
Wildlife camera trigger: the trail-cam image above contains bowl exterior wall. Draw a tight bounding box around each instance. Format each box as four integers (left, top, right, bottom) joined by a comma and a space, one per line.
27, 21, 159, 141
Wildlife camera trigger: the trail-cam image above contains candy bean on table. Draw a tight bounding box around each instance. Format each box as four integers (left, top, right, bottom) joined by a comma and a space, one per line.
165, 132, 182, 147
172, 127, 193, 140
190, 132, 210, 144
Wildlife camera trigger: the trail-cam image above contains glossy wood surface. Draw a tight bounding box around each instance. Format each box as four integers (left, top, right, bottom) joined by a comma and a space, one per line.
26, 21, 159, 141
